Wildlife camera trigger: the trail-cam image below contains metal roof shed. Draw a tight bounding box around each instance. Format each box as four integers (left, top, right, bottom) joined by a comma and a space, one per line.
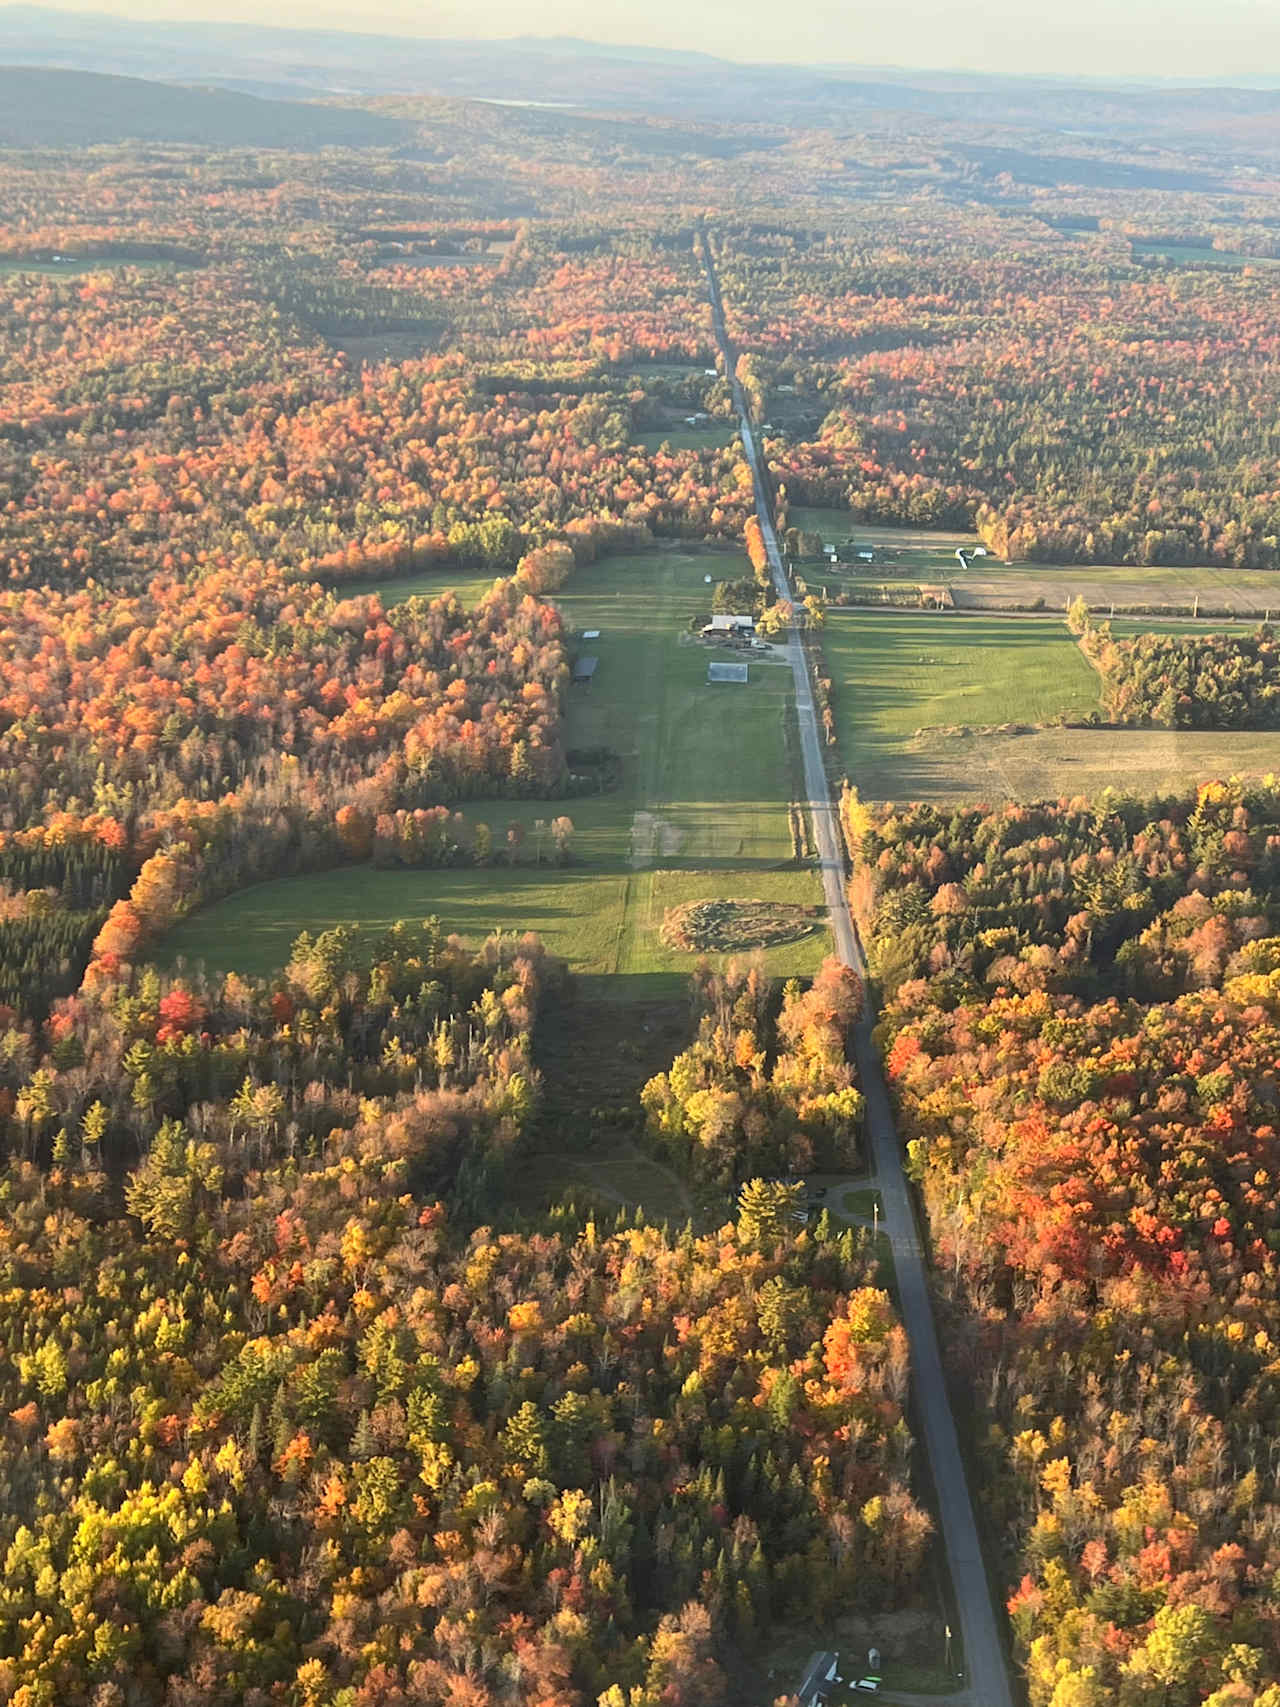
571, 655, 598, 683
708, 661, 748, 684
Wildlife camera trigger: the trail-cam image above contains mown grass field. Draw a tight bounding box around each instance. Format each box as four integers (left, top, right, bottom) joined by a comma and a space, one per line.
787, 505, 976, 562
348, 565, 505, 608
824, 608, 1280, 806
823, 611, 1100, 800
633, 426, 737, 452
161, 547, 830, 996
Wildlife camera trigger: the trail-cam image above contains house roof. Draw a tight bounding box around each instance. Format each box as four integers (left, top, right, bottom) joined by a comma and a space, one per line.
796, 1652, 839, 1706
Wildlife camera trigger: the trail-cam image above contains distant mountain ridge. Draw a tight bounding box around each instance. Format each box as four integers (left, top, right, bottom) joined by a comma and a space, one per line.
0, 64, 411, 148
4, 3, 1280, 100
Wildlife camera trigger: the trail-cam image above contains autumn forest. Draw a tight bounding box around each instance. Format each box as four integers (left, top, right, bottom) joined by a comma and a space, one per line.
5, 31, 1280, 1707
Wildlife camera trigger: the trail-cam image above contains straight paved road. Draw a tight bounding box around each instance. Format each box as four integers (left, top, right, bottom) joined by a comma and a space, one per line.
698, 229, 1016, 1707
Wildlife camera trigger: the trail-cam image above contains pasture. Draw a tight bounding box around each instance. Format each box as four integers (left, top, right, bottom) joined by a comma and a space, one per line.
161, 546, 830, 995
351, 564, 504, 608
824, 607, 1280, 805
823, 610, 1099, 799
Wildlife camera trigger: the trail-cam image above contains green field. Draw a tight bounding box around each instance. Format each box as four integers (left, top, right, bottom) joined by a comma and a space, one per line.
787, 505, 978, 558
0, 256, 193, 276
633, 426, 737, 452
161, 547, 830, 997
824, 611, 1100, 798
1130, 239, 1280, 269
824, 608, 1280, 806
347, 565, 505, 608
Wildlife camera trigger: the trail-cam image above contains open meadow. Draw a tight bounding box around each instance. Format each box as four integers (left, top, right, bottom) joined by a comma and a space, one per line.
823, 610, 1099, 799
825, 607, 1280, 804
161, 546, 830, 995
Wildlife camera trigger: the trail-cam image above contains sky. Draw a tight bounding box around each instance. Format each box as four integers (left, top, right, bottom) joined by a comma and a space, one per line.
24, 0, 1280, 79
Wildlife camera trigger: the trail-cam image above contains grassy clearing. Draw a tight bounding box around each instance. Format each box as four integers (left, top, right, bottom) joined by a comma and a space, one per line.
787, 506, 979, 555
0, 256, 192, 275
897, 725, 1280, 807
159, 865, 630, 984
822, 607, 1280, 804
952, 561, 1280, 617
633, 426, 737, 452
161, 547, 829, 995
1130, 239, 1280, 269
346, 565, 505, 608
744, 1611, 961, 1706
840, 1186, 882, 1224
823, 611, 1100, 800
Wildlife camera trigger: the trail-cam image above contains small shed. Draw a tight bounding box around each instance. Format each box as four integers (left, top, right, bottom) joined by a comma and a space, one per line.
581, 629, 601, 640
708, 661, 748, 684
795, 1653, 839, 1707
571, 655, 598, 685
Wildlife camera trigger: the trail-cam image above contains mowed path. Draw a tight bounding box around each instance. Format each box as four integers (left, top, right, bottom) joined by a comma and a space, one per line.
701, 225, 1015, 1707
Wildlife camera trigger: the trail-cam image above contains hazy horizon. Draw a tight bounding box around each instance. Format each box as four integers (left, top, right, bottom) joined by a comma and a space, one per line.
11, 0, 1280, 82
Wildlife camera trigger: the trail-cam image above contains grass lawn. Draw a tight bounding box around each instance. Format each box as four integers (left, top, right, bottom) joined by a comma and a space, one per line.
823, 611, 1100, 800
160, 547, 830, 996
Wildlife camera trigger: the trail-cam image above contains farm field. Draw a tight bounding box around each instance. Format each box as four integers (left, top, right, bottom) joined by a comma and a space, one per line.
949, 561, 1280, 617
823, 610, 1100, 799
894, 724, 1280, 805
787, 503, 978, 557
0, 255, 194, 274
787, 505, 1280, 616
823, 609, 1280, 804
161, 546, 830, 994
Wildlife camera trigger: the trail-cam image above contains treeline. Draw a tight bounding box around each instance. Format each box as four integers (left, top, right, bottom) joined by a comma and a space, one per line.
845, 778, 1280, 1703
